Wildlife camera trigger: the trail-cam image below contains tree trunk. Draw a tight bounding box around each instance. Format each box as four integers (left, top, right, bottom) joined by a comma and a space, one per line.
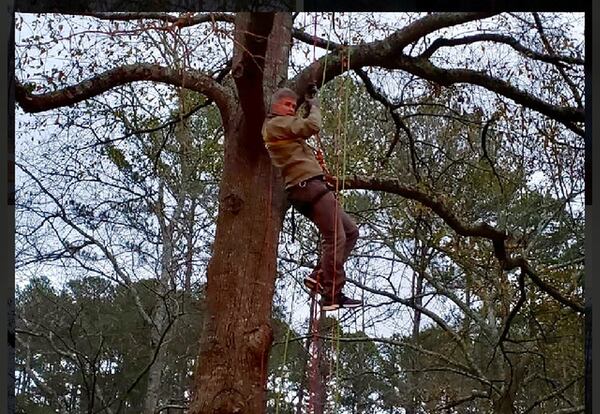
145, 150, 191, 413
143, 301, 170, 414
190, 13, 291, 414
143, 207, 175, 414
406, 222, 425, 414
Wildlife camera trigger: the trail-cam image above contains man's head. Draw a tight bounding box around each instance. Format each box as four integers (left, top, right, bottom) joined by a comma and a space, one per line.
270, 88, 298, 116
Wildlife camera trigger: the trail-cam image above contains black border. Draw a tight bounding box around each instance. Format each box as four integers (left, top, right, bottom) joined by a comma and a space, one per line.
2, 2, 16, 414
587, 3, 597, 414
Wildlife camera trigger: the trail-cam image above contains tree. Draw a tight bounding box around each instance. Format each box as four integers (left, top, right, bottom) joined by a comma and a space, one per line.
15, 11, 584, 413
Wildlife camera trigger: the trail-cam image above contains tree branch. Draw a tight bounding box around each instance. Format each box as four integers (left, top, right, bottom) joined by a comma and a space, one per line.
420, 33, 584, 66
354, 68, 420, 178
523, 376, 581, 414
438, 389, 491, 411
17, 163, 159, 327
480, 113, 505, 193
532, 12, 583, 108
341, 175, 584, 313
292, 13, 583, 135
291, 27, 342, 51
275, 332, 495, 390
497, 269, 527, 346
367, 223, 497, 341
79, 12, 235, 26
388, 56, 584, 135
346, 277, 489, 381
292, 13, 496, 92
231, 12, 274, 121
15, 64, 233, 125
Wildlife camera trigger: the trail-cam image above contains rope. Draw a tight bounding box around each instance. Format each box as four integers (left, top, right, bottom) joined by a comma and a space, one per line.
274, 285, 297, 414
332, 13, 353, 412
307, 289, 321, 413
307, 13, 331, 413
306, 12, 355, 414
311, 13, 332, 176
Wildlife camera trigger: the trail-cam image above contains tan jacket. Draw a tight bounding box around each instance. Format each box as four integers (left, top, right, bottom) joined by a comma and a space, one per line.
262, 106, 324, 189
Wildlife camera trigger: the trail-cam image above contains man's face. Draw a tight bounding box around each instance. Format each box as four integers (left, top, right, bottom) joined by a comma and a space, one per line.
271, 97, 297, 116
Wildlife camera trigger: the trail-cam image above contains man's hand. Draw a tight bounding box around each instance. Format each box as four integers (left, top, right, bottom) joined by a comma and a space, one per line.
306, 82, 318, 98
305, 97, 320, 110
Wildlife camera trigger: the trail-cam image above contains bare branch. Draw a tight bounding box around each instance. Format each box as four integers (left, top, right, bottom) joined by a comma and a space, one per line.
15, 64, 233, 125
524, 377, 581, 414
480, 114, 505, 193
292, 27, 342, 51
520, 261, 583, 313
420, 33, 584, 66
438, 389, 491, 411
292, 13, 583, 134
367, 223, 496, 341
16, 333, 72, 413
388, 56, 584, 135
497, 269, 527, 346
17, 163, 158, 327
346, 277, 489, 381
104, 98, 214, 147
354, 68, 420, 179
344, 175, 508, 240
292, 13, 496, 91
114, 311, 177, 414
79, 12, 235, 27
275, 332, 495, 390
532, 12, 584, 108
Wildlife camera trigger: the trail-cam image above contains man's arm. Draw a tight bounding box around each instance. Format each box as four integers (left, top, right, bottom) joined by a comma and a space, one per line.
264, 98, 321, 141
290, 99, 321, 138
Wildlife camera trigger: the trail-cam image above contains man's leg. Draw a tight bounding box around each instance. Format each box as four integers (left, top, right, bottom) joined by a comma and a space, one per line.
340, 209, 359, 263
305, 210, 356, 293
309, 191, 347, 302
315, 201, 363, 310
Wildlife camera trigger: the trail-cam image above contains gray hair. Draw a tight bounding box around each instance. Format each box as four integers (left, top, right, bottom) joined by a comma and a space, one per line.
271, 88, 298, 106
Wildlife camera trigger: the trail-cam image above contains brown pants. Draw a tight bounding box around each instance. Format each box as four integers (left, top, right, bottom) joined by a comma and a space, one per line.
287, 176, 359, 299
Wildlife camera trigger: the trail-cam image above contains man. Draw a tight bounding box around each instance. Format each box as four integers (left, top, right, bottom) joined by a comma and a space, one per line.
262, 87, 361, 311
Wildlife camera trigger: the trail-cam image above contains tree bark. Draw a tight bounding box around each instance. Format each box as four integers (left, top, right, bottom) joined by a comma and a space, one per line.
189, 13, 291, 414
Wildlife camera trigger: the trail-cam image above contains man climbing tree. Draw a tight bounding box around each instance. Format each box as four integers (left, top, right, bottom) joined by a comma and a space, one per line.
263, 86, 361, 311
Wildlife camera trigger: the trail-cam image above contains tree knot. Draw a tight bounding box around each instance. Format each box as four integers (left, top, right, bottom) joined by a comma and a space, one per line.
245, 323, 273, 356
223, 193, 244, 214
212, 388, 245, 413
